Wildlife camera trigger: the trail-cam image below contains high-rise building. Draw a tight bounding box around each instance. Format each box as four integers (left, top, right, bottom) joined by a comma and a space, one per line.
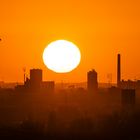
19, 68, 56, 93
30, 69, 43, 89
117, 54, 121, 87
87, 69, 98, 93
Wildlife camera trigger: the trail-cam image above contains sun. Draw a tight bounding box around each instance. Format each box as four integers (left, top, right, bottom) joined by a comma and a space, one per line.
43, 40, 81, 73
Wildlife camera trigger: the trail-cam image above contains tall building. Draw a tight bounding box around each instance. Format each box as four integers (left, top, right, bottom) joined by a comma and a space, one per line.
30, 69, 43, 90
117, 54, 121, 87
16, 68, 56, 93
87, 69, 98, 93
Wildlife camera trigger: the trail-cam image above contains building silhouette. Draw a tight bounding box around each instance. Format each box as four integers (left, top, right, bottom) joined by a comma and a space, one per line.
117, 54, 140, 89
23, 69, 55, 93
24, 69, 42, 91
30, 69, 43, 89
121, 79, 140, 89
87, 69, 98, 93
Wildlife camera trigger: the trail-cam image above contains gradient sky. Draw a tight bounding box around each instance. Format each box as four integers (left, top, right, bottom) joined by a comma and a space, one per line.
0, 0, 140, 83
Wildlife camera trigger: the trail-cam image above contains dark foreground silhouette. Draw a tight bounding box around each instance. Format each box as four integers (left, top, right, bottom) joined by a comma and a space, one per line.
0, 110, 140, 140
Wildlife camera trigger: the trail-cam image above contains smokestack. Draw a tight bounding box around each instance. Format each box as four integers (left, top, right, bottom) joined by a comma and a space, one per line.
117, 54, 121, 87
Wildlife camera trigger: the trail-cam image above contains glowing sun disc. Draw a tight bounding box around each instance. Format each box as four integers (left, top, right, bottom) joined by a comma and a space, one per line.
43, 40, 81, 73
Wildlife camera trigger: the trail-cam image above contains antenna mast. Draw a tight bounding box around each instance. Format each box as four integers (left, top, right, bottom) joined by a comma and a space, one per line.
23, 67, 26, 84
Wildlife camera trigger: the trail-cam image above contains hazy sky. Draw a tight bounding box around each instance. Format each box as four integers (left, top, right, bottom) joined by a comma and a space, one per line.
0, 0, 140, 83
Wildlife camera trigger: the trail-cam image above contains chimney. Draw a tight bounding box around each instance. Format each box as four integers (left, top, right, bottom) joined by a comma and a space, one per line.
117, 54, 121, 87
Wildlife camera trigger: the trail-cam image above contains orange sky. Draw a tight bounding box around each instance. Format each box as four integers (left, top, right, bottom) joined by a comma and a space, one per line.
0, 0, 140, 83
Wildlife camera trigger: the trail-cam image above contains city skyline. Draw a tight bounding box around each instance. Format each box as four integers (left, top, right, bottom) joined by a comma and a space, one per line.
0, 52, 139, 87
0, 51, 139, 84
0, 1, 140, 139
